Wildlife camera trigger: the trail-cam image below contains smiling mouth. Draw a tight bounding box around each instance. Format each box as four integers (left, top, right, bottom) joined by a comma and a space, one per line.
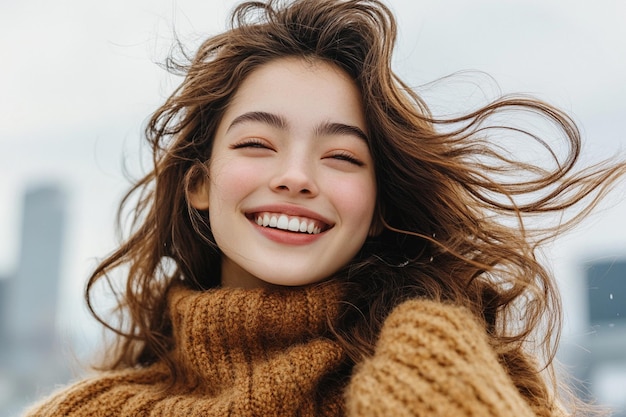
248, 212, 331, 235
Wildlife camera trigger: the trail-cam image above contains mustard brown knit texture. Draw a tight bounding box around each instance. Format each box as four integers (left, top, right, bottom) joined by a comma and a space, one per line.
345, 299, 540, 416
25, 286, 556, 416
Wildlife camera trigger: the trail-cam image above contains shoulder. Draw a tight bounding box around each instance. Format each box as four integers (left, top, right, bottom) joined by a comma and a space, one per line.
22, 364, 169, 417
375, 298, 488, 351
345, 298, 542, 417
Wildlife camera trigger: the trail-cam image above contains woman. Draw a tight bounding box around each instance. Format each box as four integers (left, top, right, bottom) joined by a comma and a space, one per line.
26, 0, 625, 415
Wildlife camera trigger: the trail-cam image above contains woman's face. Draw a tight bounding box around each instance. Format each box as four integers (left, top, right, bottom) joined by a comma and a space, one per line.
190, 57, 377, 288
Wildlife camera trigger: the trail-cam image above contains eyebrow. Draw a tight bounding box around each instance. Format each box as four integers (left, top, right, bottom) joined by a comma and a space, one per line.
226, 111, 368, 142
315, 121, 369, 143
227, 111, 287, 132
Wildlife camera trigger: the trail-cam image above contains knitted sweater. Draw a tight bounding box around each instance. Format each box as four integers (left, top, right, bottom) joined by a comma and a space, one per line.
25, 282, 555, 416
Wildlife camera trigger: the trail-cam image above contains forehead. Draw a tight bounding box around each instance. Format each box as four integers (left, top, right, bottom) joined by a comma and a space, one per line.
221, 57, 367, 132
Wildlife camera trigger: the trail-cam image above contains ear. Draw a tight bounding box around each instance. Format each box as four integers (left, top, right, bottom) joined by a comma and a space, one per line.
188, 178, 210, 211
185, 162, 211, 211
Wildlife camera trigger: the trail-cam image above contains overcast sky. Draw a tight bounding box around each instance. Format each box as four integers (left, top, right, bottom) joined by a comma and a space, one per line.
1, 0, 625, 371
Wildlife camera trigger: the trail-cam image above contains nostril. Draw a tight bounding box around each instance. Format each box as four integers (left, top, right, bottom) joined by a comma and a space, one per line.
271, 179, 317, 196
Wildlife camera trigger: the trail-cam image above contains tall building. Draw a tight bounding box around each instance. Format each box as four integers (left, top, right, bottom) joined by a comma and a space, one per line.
0, 184, 70, 416
579, 259, 626, 416
3, 185, 67, 345
587, 260, 626, 328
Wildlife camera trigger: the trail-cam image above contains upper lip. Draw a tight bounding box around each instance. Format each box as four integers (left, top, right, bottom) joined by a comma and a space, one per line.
244, 203, 334, 228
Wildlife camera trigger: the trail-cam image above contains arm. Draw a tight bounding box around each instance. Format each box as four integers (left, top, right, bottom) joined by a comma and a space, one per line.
345, 299, 541, 417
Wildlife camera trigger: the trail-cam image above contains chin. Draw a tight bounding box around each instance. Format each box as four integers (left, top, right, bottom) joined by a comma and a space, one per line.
257, 272, 330, 287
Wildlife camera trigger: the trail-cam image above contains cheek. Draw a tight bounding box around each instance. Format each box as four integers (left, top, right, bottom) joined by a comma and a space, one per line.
330, 176, 377, 225
209, 159, 262, 207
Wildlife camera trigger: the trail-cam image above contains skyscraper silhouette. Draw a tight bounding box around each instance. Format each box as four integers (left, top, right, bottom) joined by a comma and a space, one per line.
0, 184, 70, 416
583, 259, 626, 416
4, 184, 66, 344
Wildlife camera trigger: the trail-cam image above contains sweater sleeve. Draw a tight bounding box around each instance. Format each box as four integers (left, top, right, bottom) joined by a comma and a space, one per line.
345, 299, 540, 417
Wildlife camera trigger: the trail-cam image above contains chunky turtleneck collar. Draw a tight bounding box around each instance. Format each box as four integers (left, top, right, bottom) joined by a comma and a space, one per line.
165, 281, 347, 415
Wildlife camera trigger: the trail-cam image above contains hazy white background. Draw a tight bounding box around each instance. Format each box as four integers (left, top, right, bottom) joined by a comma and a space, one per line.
1, 0, 625, 401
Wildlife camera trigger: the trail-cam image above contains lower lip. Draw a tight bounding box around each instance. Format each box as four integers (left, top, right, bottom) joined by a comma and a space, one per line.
251, 221, 325, 245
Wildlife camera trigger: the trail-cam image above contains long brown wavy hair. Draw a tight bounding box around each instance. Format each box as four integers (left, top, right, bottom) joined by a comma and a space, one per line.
86, 0, 625, 414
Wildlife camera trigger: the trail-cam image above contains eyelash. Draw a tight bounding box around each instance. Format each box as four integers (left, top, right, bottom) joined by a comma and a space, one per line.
329, 151, 365, 167
231, 139, 271, 149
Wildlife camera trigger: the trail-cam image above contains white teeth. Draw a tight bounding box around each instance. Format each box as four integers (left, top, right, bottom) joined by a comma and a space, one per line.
277, 215, 289, 230
253, 212, 325, 234
288, 218, 300, 232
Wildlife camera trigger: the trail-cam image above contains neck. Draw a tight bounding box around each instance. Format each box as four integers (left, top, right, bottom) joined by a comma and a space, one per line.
219, 257, 268, 289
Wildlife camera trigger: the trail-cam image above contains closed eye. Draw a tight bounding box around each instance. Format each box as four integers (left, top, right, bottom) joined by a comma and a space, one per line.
231, 138, 272, 150
328, 151, 365, 167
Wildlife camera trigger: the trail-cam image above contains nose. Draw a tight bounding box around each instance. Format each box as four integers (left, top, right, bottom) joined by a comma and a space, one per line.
269, 156, 319, 197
